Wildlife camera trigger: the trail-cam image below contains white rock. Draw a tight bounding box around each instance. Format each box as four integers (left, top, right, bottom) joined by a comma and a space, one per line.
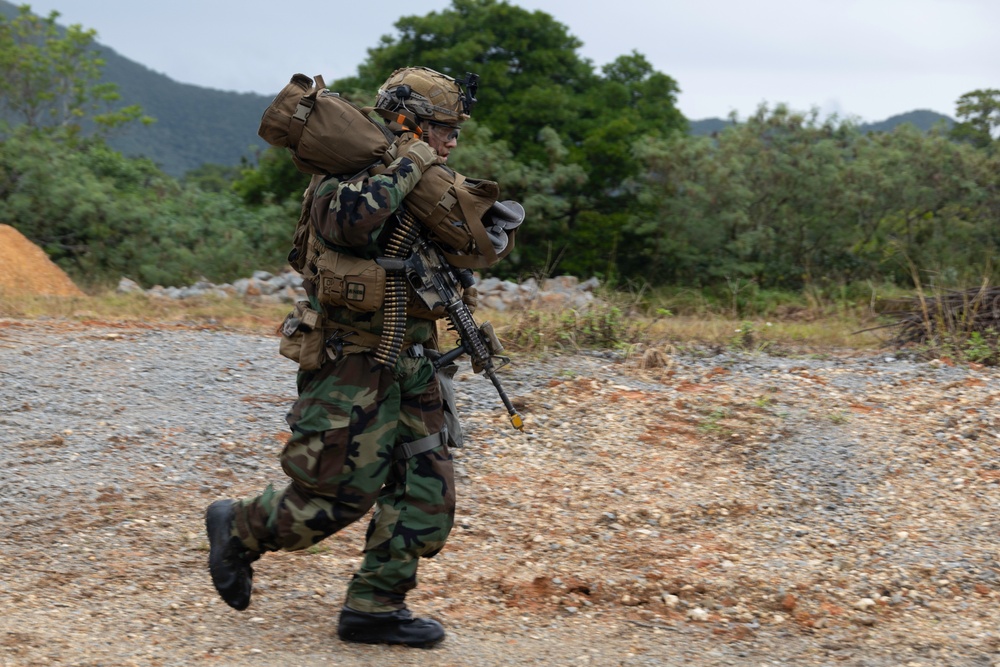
687, 607, 709, 621
116, 277, 144, 294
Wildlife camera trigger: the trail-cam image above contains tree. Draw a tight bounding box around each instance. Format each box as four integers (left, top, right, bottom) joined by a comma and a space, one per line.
950, 89, 1000, 150
232, 146, 310, 207
334, 0, 597, 159
0, 4, 147, 138
0, 126, 294, 288
330, 0, 686, 278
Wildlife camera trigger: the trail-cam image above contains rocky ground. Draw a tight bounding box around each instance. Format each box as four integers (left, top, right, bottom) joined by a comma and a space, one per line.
1, 318, 998, 667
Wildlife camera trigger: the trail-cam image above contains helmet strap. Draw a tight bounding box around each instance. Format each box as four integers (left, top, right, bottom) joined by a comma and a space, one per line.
374, 107, 422, 136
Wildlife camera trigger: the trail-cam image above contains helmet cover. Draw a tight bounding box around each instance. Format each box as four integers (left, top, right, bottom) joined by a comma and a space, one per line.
375, 66, 477, 125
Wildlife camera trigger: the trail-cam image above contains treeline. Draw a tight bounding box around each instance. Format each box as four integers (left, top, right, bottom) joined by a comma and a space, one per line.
1, 1, 998, 295
0, 5, 309, 287
623, 106, 1000, 289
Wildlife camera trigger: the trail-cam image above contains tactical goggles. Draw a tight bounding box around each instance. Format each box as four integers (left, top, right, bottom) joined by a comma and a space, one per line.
426, 121, 461, 142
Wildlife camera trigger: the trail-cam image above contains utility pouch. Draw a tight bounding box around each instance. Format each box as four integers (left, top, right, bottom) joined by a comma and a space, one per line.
278, 301, 326, 371
313, 251, 386, 312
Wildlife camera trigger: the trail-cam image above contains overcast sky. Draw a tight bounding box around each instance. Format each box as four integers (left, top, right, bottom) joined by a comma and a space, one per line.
19, 0, 999, 122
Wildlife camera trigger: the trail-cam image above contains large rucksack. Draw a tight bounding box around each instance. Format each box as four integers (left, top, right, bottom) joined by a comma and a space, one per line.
258, 73, 392, 176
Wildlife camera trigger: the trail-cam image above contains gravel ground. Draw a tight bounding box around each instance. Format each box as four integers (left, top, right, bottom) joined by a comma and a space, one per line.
1, 318, 998, 667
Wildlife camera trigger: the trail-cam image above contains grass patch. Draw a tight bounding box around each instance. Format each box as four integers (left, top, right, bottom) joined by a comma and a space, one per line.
305, 544, 331, 555
0, 289, 289, 334
488, 300, 884, 357
827, 411, 850, 424
1, 284, 890, 355
698, 408, 730, 433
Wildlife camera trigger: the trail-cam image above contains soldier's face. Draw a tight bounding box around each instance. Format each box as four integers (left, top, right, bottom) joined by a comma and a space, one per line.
424, 122, 460, 161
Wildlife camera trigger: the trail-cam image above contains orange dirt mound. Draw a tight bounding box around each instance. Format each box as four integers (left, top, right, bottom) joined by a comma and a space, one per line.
0, 224, 85, 297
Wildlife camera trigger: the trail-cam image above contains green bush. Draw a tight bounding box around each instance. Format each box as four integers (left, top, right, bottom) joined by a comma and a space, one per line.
0, 128, 294, 289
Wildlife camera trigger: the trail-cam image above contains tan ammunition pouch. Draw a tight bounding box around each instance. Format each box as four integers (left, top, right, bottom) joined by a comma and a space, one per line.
313, 251, 386, 312
278, 301, 327, 371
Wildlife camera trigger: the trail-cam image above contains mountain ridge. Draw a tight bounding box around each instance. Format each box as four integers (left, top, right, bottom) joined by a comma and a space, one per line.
0, 0, 273, 176
98, 45, 274, 175
689, 108, 955, 137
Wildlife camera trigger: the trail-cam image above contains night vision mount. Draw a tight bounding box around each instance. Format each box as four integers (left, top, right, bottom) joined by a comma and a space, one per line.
455, 72, 479, 116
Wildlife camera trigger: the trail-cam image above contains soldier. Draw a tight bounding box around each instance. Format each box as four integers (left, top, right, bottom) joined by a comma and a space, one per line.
205, 67, 481, 649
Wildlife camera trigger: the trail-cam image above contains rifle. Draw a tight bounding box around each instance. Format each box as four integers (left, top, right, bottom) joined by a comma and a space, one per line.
377, 205, 525, 431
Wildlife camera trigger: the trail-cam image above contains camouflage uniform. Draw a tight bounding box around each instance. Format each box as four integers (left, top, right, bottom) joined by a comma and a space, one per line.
231, 153, 455, 613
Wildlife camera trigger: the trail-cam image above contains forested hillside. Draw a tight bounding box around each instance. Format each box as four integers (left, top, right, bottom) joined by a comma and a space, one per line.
97, 53, 272, 176
690, 110, 954, 137
0, 0, 271, 176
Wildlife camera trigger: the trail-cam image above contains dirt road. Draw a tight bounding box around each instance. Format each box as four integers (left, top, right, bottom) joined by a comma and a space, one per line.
1, 319, 997, 666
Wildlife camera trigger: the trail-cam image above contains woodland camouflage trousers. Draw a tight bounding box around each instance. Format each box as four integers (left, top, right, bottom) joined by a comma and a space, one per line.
231, 351, 455, 613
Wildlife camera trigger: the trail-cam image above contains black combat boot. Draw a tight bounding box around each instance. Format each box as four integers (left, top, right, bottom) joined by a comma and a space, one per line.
337, 606, 445, 648
205, 499, 260, 611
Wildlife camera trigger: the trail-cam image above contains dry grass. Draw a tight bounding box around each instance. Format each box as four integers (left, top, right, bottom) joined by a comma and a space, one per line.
485, 308, 884, 357
660, 316, 887, 351
0, 290, 288, 334
0, 289, 886, 354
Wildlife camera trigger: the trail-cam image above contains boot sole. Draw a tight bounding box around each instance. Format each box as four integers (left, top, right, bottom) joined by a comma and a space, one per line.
338, 632, 445, 648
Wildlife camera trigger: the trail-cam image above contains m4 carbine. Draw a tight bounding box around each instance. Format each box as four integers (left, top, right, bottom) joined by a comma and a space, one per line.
377, 206, 525, 432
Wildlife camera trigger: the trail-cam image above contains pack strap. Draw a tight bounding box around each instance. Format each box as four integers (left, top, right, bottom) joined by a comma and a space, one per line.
393, 429, 448, 460
288, 75, 326, 150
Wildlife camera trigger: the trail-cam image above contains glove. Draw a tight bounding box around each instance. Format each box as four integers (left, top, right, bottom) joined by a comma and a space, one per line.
461, 285, 478, 315
394, 132, 440, 174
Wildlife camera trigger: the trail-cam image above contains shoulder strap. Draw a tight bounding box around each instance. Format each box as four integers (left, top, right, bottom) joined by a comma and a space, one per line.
288, 75, 326, 150
361, 106, 399, 146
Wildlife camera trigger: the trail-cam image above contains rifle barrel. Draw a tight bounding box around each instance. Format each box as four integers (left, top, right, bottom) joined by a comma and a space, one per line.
488, 369, 524, 431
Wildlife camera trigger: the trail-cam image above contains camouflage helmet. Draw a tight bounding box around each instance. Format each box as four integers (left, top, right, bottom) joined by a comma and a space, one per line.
375, 66, 478, 126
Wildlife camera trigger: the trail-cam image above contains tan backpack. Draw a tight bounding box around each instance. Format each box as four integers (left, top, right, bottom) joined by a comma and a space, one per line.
258, 74, 393, 176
